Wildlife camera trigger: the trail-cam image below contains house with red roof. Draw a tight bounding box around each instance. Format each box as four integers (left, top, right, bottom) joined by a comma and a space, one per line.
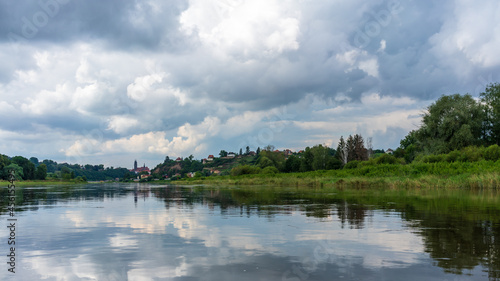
130, 160, 150, 174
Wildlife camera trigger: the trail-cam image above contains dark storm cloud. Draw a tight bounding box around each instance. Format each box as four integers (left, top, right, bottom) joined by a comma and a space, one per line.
1, 0, 500, 165
1, 0, 189, 50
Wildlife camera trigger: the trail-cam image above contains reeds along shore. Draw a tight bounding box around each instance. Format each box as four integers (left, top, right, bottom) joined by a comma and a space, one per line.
183, 160, 500, 190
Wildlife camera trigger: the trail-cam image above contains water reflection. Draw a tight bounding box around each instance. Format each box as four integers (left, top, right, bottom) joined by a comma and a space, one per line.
0, 183, 499, 280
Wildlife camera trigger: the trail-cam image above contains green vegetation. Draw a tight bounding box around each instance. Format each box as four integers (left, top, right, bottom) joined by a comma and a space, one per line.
182, 146, 500, 189
397, 83, 500, 160
0, 155, 129, 182
175, 83, 500, 190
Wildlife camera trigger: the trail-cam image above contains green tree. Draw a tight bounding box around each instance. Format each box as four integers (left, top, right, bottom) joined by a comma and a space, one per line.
0, 154, 11, 180
61, 166, 73, 180
35, 164, 48, 180
239, 148, 243, 156
3, 164, 24, 181
219, 150, 228, 157
264, 144, 275, 151
256, 147, 261, 155
284, 155, 301, 172
257, 150, 286, 170
258, 156, 274, 168
245, 146, 250, 155
12, 156, 35, 180
311, 144, 330, 170
346, 134, 368, 162
300, 147, 313, 172
30, 157, 39, 166
480, 83, 500, 145
418, 94, 485, 153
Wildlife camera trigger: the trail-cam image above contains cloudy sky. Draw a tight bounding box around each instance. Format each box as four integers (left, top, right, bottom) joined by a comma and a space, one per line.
1, 0, 499, 168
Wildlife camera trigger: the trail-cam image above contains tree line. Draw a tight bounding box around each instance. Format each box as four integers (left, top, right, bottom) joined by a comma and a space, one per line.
0, 155, 129, 181
396, 83, 500, 162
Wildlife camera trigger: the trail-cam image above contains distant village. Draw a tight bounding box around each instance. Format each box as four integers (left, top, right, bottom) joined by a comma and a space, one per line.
128, 147, 393, 182
129, 149, 288, 181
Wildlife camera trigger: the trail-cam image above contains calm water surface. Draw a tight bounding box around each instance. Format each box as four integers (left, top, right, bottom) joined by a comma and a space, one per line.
1, 183, 499, 280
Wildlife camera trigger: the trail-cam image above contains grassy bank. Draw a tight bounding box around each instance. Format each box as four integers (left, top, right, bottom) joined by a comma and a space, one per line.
180, 160, 500, 189
0, 179, 87, 187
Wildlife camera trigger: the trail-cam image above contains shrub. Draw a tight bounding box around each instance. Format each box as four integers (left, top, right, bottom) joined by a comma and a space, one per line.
375, 154, 398, 165
483, 144, 500, 161
327, 157, 344, 170
344, 160, 361, 169
261, 166, 279, 175
420, 154, 445, 163
446, 150, 461, 162
231, 165, 262, 176
458, 146, 482, 162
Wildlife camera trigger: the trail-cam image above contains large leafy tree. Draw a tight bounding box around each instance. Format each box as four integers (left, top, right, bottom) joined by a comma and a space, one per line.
12, 156, 35, 180
219, 150, 228, 157
0, 154, 11, 179
3, 163, 24, 180
35, 164, 48, 180
311, 144, 330, 170
480, 83, 500, 145
417, 94, 485, 154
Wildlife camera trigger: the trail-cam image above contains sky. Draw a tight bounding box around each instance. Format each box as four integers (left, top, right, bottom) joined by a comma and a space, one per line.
1, 0, 499, 169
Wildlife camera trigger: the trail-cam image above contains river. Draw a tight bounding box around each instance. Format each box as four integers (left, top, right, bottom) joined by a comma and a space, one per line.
1, 183, 499, 280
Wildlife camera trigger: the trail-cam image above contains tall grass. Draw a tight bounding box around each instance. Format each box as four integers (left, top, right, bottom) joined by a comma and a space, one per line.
185, 159, 500, 190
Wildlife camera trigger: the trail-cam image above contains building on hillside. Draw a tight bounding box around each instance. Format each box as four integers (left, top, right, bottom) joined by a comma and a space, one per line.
175, 157, 182, 162
207, 155, 214, 161
227, 152, 236, 158
386, 149, 394, 154
130, 160, 150, 174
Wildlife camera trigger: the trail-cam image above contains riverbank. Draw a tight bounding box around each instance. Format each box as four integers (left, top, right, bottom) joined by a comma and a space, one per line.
179, 160, 500, 189
0, 180, 87, 187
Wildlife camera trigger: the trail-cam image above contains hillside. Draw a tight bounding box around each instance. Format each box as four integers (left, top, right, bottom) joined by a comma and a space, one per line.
152, 154, 258, 178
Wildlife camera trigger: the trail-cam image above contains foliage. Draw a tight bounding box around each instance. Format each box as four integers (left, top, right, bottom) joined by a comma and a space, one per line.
405, 94, 485, 156
480, 83, 500, 145
12, 156, 35, 180
284, 155, 301, 172
311, 144, 330, 170
3, 164, 23, 180
0, 154, 11, 180
375, 154, 399, 165
261, 166, 279, 175
231, 165, 262, 176
483, 144, 500, 161
35, 164, 48, 180
257, 150, 285, 171
219, 150, 228, 157
337, 134, 368, 164
344, 160, 361, 169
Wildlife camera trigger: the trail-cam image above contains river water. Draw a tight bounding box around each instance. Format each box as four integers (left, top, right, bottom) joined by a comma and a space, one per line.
1, 183, 499, 280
